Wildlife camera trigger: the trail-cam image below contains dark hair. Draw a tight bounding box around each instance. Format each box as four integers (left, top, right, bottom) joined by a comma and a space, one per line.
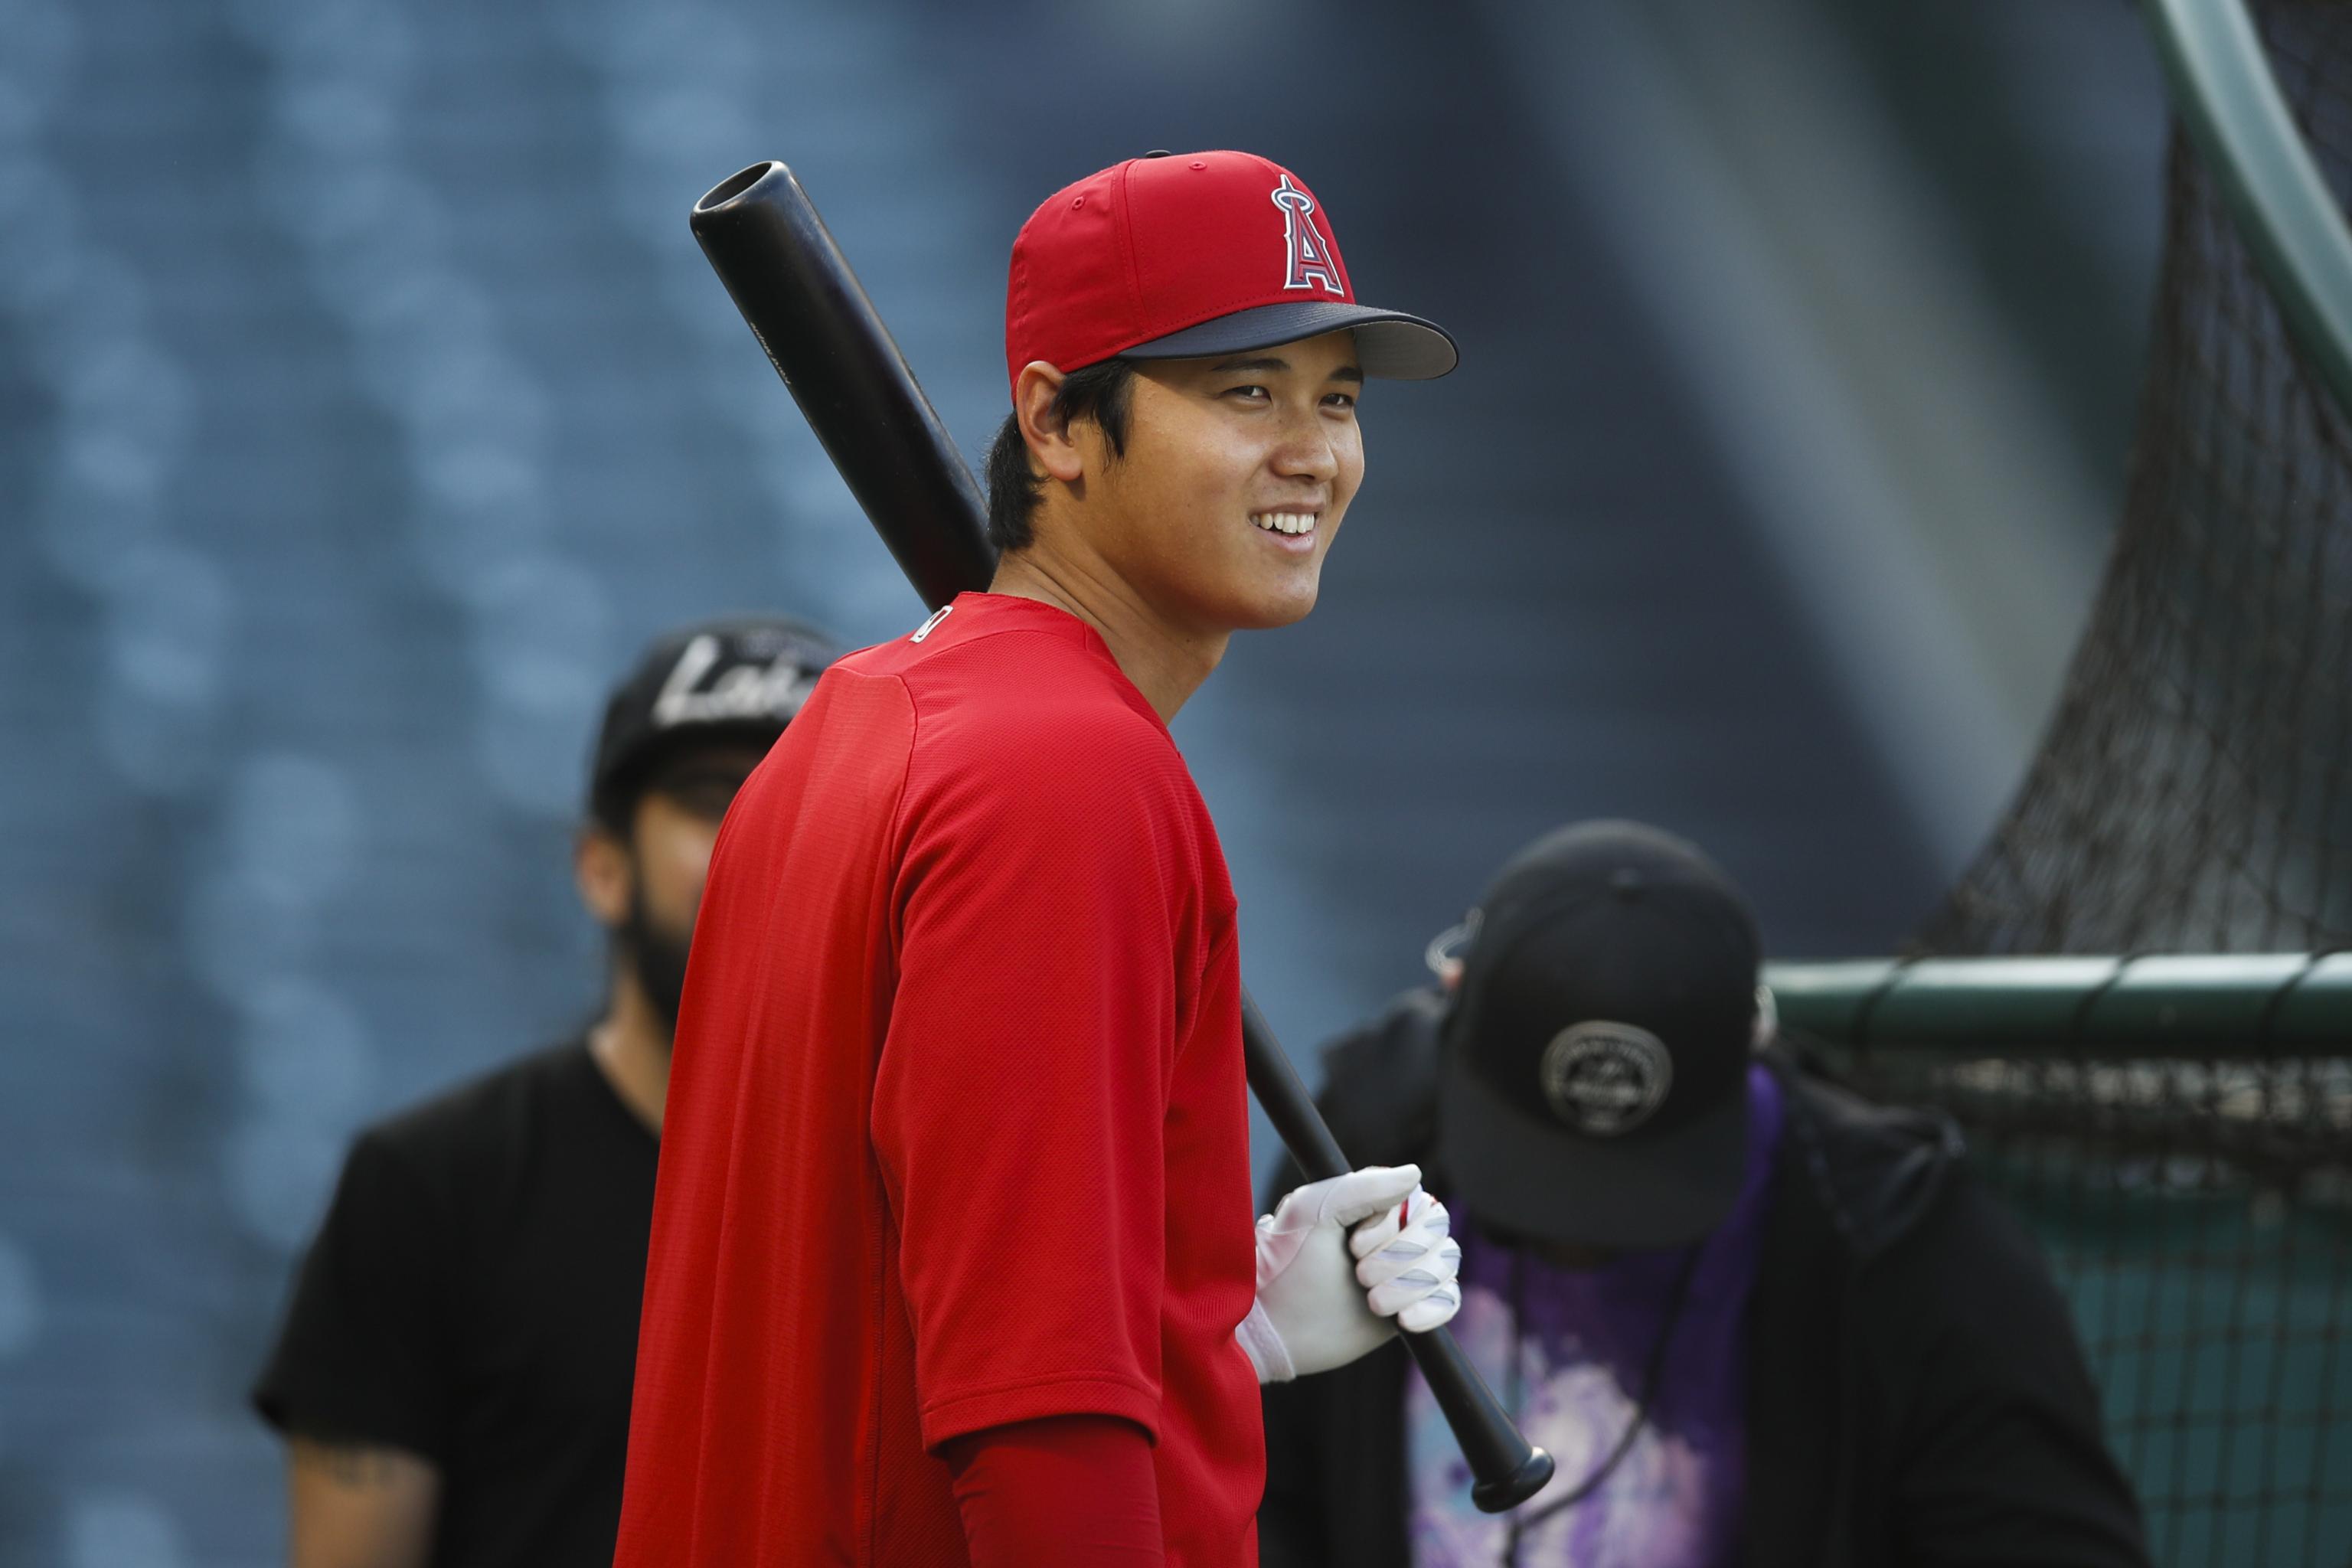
984, 358, 1137, 553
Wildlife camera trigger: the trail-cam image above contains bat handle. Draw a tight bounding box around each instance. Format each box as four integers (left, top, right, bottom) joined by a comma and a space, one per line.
1239, 991, 1555, 1513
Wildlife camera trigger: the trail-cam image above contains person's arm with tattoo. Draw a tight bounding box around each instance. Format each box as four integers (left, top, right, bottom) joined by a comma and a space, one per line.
255, 1132, 453, 1568
286, 1440, 441, 1568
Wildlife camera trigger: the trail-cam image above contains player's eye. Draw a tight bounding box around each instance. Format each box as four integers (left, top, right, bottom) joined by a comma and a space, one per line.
671, 782, 740, 822
1322, 390, 1357, 411
1223, 384, 1271, 403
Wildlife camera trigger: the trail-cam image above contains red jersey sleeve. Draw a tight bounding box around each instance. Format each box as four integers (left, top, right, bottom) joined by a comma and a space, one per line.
942, 1416, 1164, 1566
873, 700, 1201, 1451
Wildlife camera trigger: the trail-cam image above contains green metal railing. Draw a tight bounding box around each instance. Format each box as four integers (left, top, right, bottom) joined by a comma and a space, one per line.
1764, 951, 2352, 1567
1765, 952, 2352, 1053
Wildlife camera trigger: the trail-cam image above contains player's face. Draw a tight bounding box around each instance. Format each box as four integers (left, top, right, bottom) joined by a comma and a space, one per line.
627, 743, 768, 939
1093, 329, 1364, 632
619, 743, 764, 1028
577, 741, 767, 1027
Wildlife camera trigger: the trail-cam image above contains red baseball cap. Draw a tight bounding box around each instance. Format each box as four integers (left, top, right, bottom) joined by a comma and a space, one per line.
1004, 149, 1458, 397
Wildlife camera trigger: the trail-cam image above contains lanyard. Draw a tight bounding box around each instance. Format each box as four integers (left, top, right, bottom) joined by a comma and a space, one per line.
1499, 1243, 1701, 1566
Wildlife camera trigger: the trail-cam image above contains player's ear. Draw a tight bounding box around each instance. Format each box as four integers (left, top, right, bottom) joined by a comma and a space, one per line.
1014, 361, 1086, 484
574, 822, 635, 929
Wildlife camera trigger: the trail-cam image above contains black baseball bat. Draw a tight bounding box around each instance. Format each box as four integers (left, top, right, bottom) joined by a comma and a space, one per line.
691, 160, 1554, 1514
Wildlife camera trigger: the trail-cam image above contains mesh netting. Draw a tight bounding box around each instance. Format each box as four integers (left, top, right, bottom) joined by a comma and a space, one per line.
1838, 7, 2352, 1563
1923, 16, 2352, 959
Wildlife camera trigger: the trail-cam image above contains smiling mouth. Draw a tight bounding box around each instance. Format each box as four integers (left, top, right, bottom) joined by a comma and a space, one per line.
1250, 511, 1318, 537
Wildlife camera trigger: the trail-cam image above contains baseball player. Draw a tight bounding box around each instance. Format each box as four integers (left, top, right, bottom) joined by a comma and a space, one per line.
252, 616, 841, 1567
613, 151, 1464, 1566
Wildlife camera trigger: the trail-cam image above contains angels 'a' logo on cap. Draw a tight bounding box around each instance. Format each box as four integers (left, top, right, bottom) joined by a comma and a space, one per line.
1271, 175, 1344, 298
1539, 1021, 1674, 1137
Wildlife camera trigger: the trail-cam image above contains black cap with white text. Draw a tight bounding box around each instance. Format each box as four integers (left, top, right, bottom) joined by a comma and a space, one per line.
588, 616, 841, 831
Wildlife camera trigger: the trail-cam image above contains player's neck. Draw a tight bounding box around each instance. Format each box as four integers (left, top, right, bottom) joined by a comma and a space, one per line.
989, 545, 1227, 724
589, 972, 671, 1135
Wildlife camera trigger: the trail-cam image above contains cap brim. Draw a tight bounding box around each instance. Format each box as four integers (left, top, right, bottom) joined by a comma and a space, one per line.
1436, 1050, 1749, 1251
1122, 300, 1458, 380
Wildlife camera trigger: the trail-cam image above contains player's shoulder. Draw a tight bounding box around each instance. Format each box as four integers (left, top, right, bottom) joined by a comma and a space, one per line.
862, 595, 1172, 756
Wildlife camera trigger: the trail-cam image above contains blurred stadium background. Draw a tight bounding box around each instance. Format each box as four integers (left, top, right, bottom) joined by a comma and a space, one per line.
0, 0, 2302, 1560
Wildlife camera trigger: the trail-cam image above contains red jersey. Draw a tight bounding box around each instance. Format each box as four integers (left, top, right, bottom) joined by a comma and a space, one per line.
615, 593, 1263, 1566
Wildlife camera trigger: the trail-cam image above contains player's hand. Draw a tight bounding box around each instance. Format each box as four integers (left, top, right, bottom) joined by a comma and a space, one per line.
1234, 1164, 1462, 1383
1348, 1187, 1462, 1334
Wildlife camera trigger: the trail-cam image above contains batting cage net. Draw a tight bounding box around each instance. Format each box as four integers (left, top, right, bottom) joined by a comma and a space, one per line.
1824, 4, 2352, 1563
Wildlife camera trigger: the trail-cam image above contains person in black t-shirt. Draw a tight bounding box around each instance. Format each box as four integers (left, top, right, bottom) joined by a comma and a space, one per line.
253, 615, 841, 1568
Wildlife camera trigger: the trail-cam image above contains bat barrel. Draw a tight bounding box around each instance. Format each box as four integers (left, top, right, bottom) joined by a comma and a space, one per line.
691, 162, 996, 611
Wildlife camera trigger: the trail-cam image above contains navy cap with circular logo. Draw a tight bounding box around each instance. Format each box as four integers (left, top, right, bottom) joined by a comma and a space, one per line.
1540, 1020, 1676, 1136
587, 614, 841, 831
1436, 820, 1763, 1251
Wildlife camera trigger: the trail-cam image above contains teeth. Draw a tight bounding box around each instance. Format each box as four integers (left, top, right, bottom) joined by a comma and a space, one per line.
1252, 512, 1315, 535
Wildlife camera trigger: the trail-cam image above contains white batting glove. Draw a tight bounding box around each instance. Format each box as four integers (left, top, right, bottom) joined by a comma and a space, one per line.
1233, 1164, 1463, 1384
1349, 1186, 1464, 1334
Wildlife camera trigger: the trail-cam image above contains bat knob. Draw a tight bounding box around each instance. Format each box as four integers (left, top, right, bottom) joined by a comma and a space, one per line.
1471, 1446, 1556, 1514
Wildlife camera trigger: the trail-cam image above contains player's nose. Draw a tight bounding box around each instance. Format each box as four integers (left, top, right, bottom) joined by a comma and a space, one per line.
1266, 410, 1341, 485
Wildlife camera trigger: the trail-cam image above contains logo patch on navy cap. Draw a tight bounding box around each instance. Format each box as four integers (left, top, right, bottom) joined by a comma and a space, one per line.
1539, 1021, 1674, 1137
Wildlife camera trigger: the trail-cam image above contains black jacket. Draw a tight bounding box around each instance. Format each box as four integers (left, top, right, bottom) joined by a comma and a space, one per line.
1259, 991, 2148, 1568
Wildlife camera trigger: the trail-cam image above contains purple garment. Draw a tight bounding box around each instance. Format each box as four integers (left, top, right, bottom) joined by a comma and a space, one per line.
1406, 1063, 1785, 1567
